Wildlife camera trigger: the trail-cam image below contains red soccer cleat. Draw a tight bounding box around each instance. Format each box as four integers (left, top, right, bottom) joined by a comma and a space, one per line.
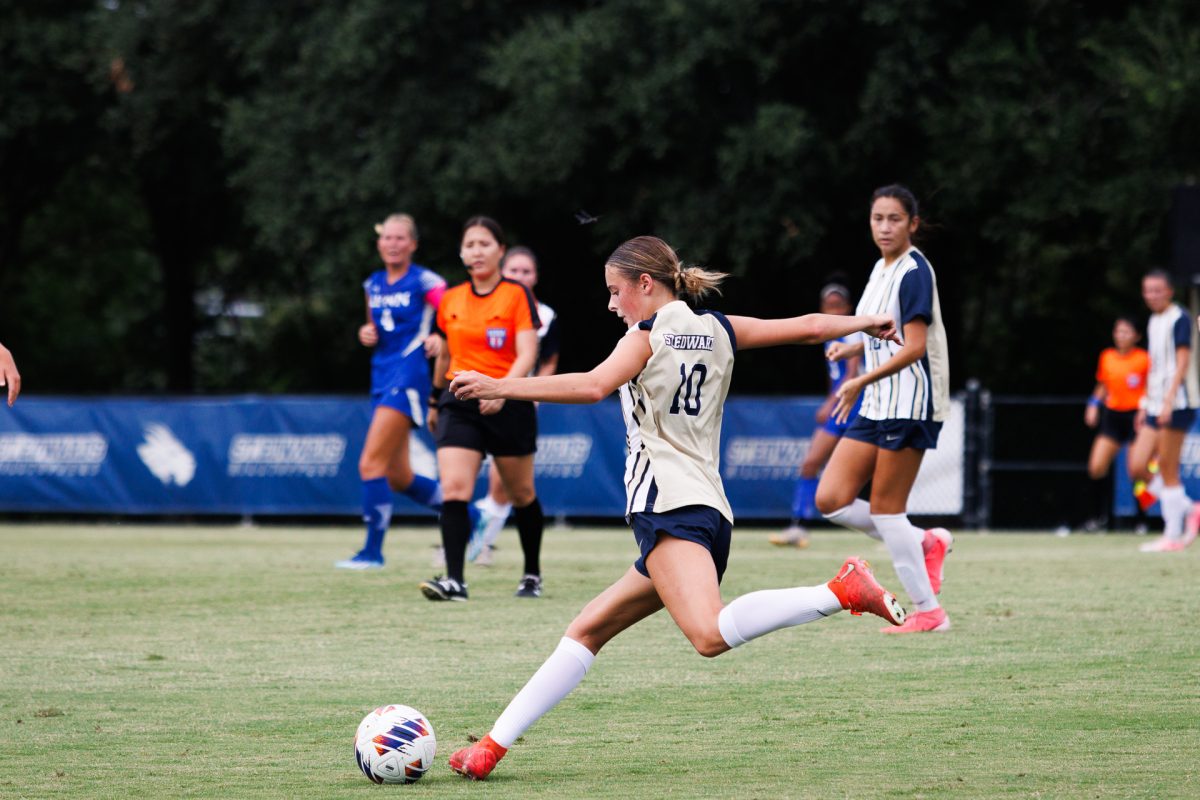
449, 734, 507, 781
922, 528, 953, 594
881, 606, 951, 634
827, 557, 907, 626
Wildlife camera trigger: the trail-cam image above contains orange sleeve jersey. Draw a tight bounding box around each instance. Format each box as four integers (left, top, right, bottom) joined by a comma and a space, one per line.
1096, 347, 1149, 411
437, 278, 541, 380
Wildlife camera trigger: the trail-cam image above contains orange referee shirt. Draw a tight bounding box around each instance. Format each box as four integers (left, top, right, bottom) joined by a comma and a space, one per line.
1096, 347, 1149, 412
437, 278, 540, 380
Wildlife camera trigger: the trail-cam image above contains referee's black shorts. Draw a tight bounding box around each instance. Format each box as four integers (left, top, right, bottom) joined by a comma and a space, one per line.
433, 390, 537, 456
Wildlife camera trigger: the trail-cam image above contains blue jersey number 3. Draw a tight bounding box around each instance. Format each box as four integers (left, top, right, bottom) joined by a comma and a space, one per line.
670, 363, 707, 416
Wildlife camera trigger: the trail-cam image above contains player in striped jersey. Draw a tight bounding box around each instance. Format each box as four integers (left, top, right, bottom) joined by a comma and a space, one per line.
335, 214, 448, 570
815, 185, 954, 634
443, 235, 904, 781
1130, 270, 1200, 552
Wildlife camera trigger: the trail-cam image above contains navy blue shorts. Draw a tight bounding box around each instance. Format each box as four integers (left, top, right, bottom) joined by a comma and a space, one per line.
1144, 408, 1197, 432
843, 415, 942, 451
630, 505, 732, 583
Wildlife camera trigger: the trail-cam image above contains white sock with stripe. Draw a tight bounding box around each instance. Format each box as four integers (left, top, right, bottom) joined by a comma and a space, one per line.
824, 499, 882, 540
489, 637, 594, 748
717, 585, 843, 648
871, 513, 939, 612
1160, 484, 1189, 541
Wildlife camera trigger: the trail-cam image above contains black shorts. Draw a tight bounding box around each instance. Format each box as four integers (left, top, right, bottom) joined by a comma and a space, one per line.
433, 390, 538, 456
630, 505, 732, 582
1097, 407, 1136, 444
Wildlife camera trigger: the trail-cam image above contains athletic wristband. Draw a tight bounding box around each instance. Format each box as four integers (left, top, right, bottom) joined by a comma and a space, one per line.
1088, 397, 1101, 408
429, 389, 443, 406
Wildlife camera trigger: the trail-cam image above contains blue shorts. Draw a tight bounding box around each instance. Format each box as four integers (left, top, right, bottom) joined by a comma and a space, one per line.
822, 397, 861, 437
1144, 408, 1197, 432
371, 384, 427, 426
843, 415, 942, 451
630, 505, 732, 582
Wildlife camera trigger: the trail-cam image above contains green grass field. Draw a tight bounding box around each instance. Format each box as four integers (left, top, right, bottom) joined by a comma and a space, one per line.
1, 523, 1197, 799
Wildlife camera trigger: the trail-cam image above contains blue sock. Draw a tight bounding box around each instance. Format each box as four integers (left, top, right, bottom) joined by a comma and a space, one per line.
401, 474, 443, 511
361, 477, 393, 561
792, 477, 819, 521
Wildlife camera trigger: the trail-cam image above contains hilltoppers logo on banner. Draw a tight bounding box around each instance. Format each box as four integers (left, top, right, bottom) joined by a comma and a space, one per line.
0, 396, 965, 518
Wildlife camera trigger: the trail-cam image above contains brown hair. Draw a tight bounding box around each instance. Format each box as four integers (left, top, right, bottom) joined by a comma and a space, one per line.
605, 236, 727, 301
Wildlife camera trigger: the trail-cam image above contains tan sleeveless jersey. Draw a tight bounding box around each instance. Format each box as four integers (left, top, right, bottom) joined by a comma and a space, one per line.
619, 300, 736, 523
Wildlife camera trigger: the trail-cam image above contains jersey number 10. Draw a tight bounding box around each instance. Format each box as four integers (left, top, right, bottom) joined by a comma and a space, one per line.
670, 363, 708, 416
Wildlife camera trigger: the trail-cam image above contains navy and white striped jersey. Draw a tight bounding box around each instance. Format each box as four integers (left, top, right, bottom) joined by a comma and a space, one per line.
855, 247, 949, 422
618, 301, 736, 522
1144, 302, 1199, 415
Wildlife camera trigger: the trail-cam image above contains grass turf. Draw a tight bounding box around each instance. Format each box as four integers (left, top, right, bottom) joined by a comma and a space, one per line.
1, 523, 1197, 799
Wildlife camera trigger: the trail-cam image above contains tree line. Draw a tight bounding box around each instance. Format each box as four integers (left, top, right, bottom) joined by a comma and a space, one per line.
2, 0, 1198, 395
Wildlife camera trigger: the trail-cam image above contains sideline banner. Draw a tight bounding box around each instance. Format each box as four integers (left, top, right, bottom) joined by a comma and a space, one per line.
0, 396, 964, 518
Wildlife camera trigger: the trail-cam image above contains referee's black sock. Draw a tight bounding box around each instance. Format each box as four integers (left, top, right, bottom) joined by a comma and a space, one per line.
440, 500, 470, 584
514, 498, 544, 577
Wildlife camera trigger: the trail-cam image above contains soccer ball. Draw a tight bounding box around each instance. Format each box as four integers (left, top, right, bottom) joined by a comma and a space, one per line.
353, 704, 437, 784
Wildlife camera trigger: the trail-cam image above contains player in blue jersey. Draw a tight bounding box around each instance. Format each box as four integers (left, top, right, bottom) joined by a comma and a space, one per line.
0, 342, 19, 406
770, 281, 861, 548
815, 185, 954, 634
336, 214, 449, 570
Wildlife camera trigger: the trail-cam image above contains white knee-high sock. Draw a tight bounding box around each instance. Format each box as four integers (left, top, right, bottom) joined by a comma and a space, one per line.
1160, 485, 1190, 540
489, 637, 594, 748
718, 585, 843, 648
483, 502, 512, 548
824, 499, 882, 540
871, 513, 938, 612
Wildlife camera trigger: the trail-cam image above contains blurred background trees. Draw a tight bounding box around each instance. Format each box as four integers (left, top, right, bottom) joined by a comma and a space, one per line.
2, 0, 1198, 395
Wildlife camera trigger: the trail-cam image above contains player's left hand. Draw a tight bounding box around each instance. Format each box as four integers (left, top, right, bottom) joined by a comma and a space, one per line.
478, 398, 506, 415
832, 376, 865, 424
0, 345, 19, 407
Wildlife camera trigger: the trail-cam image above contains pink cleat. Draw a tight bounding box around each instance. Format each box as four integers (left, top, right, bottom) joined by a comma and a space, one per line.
922, 528, 953, 594
881, 606, 951, 634
449, 734, 507, 781
1139, 536, 1186, 553
1181, 503, 1200, 548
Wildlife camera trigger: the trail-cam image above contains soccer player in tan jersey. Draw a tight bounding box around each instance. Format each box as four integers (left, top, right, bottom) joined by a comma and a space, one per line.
444, 235, 903, 781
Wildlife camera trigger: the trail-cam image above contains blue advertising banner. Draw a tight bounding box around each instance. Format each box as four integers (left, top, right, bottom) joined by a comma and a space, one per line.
0, 396, 964, 518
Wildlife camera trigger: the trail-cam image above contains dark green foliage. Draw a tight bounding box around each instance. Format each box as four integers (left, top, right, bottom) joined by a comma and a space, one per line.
1, 1, 1198, 393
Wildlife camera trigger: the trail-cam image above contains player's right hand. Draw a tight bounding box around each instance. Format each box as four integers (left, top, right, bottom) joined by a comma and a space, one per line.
358, 323, 378, 347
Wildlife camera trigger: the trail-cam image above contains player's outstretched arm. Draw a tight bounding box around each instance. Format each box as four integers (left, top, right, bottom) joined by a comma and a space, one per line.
451, 330, 651, 405
728, 313, 897, 350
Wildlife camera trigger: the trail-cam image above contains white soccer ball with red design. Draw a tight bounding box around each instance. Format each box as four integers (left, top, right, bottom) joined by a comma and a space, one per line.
353, 704, 437, 784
